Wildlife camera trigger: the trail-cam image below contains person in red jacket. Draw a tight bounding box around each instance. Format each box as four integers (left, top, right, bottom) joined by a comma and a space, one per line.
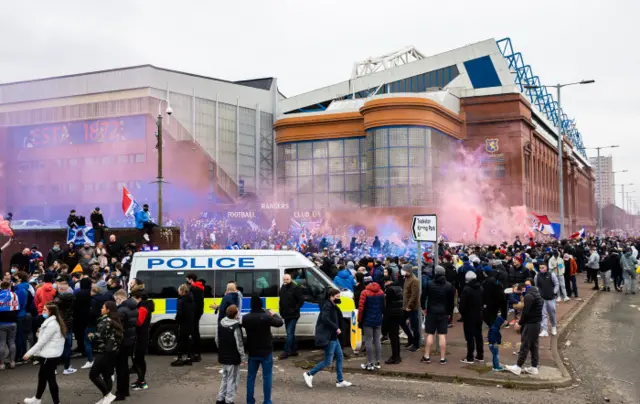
34, 273, 57, 315
357, 282, 385, 370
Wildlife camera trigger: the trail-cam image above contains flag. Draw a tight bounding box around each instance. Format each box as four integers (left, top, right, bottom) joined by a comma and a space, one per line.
270, 218, 276, 231
121, 186, 141, 217
532, 213, 557, 237
247, 220, 259, 231
569, 228, 585, 239
67, 226, 95, 246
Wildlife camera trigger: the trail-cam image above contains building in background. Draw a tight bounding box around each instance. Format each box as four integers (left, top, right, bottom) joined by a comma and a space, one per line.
0, 65, 279, 222
589, 155, 614, 206
275, 38, 596, 234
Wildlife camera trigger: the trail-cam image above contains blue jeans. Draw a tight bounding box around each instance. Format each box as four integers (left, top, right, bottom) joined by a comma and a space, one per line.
84, 327, 95, 362
15, 316, 27, 360
247, 354, 273, 404
62, 331, 73, 369
308, 340, 343, 383
284, 318, 298, 354
489, 344, 500, 369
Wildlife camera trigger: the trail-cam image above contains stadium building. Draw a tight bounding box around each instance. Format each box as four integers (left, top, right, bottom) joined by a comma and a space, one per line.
274, 38, 597, 234
0, 65, 279, 221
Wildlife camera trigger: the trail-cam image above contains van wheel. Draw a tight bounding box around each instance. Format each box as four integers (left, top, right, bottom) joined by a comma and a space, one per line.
153, 324, 179, 355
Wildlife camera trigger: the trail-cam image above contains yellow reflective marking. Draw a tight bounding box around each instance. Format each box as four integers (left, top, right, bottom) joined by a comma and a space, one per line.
338, 296, 355, 313
265, 297, 279, 312
152, 299, 166, 315
204, 298, 223, 314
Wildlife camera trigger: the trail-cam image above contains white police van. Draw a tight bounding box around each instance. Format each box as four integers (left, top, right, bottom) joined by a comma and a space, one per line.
130, 250, 355, 354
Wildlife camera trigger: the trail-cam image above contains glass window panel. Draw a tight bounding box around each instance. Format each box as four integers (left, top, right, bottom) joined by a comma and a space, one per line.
328, 140, 343, 157
298, 143, 312, 159
390, 188, 409, 206
329, 158, 344, 173
314, 193, 328, 208
411, 189, 426, 206
495, 164, 506, 178
314, 176, 328, 192
344, 156, 359, 173
285, 161, 298, 176
278, 145, 286, 162
365, 133, 374, 150
389, 148, 408, 167
409, 148, 425, 167
375, 148, 388, 167
344, 138, 359, 156
345, 174, 360, 191
389, 167, 409, 186
375, 167, 388, 187
409, 127, 426, 146
329, 192, 345, 204
285, 177, 297, 190
298, 177, 313, 193
135, 154, 145, 163
389, 128, 408, 146
297, 160, 311, 176
410, 172, 425, 185
313, 159, 327, 175
375, 188, 388, 206
374, 129, 388, 148
313, 142, 328, 158
298, 194, 313, 210
345, 191, 360, 206
329, 175, 344, 192
284, 144, 297, 161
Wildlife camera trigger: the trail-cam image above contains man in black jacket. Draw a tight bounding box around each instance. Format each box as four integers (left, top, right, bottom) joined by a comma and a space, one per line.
383, 277, 404, 364
506, 284, 544, 376
482, 266, 508, 327
173, 284, 195, 367
278, 273, 303, 360
114, 289, 139, 400
186, 273, 205, 362
73, 278, 92, 363
459, 271, 484, 364
54, 275, 76, 374
422, 266, 455, 365
90, 207, 106, 243
46, 241, 64, 268
242, 295, 284, 403
131, 291, 155, 391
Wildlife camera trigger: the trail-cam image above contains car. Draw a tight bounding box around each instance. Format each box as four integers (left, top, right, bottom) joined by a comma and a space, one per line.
11, 219, 49, 229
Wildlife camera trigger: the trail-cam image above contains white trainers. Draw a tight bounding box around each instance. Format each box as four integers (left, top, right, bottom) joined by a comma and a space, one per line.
524, 366, 539, 375
63, 367, 77, 375
551, 326, 557, 336
336, 380, 353, 388
143, 233, 150, 242
555, 297, 561, 303
505, 364, 522, 375
563, 297, 571, 302
303, 372, 313, 388
102, 392, 116, 404
23, 397, 42, 404
95, 397, 105, 404
539, 330, 549, 337
81, 361, 94, 369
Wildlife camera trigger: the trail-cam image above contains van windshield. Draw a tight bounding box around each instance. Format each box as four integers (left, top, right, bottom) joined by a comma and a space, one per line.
285, 266, 335, 302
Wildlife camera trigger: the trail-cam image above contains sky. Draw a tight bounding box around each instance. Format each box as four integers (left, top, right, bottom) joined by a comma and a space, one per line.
1, 0, 639, 209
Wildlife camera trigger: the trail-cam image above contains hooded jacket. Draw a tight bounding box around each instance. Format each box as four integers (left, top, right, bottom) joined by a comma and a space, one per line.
459, 278, 483, 324
518, 286, 544, 326
73, 278, 93, 326
423, 274, 455, 316
117, 297, 139, 348
14, 282, 30, 318
54, 289, 75, 330
482, 274, 507, 324
46, 247, 64, 268
241, 304, 284, 357
357, 282, 384, 328
90, 291, 114, 327
333, 269, 356, 292
216, 292, 240, 324
94, 315, 122, 354
25, 316, 65, 358
383, 283, 403, 318
314, 299, 342, 348
176, 292, 195, 333
621, 253, 638, 275
135, 299, 155, 352
35, 282, 56, 315
216, 317, 246, 365
189, 281, 205, 319
135, 209, 151, 230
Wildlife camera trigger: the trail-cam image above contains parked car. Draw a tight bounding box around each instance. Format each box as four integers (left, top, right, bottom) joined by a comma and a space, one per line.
11, 219, 50, 229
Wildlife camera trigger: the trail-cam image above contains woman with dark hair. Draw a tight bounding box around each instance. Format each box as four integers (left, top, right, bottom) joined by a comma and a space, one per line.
88, 301, 124, 404
23, 302, 66, 404
303, 288, 352, 389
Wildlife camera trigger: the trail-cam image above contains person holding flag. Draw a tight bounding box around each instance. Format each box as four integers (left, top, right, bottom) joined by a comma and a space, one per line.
135, 205, 157, 242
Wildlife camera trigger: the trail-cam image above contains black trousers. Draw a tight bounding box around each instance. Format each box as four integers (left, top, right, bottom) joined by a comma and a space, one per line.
73, 323, 86, 354
132, 345, 147, 382
94, 226, 105, 243
385, 316, 402, 360
517, 323, 540, 368
115, 345, 134, 397
463, 320, 484, 361
192, 315, 202, 355
178, 328, 192, 358
588, 269, 599, 288
90, 353, 116, 396
36, 357, 59, 404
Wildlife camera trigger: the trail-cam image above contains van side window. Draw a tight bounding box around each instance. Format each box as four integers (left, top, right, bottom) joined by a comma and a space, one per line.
288, 267, 327, 302
214, 270, 279, 298
136, 271, 184, 299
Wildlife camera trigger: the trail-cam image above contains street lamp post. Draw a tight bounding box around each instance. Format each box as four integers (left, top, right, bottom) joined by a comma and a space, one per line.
581, 145, 619, 237
618, 183, 633, 213
156, 100, 173, 228
612, 170, 628, 207
523, 80, 595, 239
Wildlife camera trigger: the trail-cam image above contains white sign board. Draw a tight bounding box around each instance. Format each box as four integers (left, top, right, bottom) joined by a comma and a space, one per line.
412, 215, 437, 242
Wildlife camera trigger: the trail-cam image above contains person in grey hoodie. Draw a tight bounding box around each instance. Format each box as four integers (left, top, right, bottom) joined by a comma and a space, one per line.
620, 249, 638, 295
586, 248, 600, 290
215, 305, 246, 404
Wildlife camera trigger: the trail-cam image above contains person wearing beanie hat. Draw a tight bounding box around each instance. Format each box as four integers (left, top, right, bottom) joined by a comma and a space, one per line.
241, 294, 284, 403
422, 263, 455, 365
459, 266, 483, 364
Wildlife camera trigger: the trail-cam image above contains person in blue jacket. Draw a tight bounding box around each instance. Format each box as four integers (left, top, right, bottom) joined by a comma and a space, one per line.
488, 316, 505, 371
135, 204, 156, 242
333, 267, 356, 292
12, 271, 31, 362
211, 281, 241, 324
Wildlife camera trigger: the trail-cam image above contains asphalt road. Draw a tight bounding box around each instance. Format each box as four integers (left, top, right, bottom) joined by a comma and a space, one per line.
2, 291, 638, 404
563, 289, 640, 403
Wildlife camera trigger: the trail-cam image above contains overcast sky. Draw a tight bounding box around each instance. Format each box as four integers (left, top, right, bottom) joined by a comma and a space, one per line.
1, 0, 638, 208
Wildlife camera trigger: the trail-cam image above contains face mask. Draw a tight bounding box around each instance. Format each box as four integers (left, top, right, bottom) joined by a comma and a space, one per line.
53, 247, 60, 252
524, 285, 531, 292
10, 268, 16, 274
42, 313, 49, 319
334, 298, 342, 304
53, 283, 58, 290
400, 270, 407, 276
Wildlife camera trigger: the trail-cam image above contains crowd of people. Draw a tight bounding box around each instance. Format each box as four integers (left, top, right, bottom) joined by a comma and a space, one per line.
2, 213, 640, 403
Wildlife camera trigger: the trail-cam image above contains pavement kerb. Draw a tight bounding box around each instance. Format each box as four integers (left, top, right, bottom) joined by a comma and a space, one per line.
298, 287, 600, 390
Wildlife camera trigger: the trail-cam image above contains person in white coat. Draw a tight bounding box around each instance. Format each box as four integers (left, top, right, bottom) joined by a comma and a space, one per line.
548, 251, 569, 302
22, 302, 66, 404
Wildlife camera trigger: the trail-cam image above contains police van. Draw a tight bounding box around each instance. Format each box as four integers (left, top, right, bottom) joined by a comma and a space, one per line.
129, 250, 355, 354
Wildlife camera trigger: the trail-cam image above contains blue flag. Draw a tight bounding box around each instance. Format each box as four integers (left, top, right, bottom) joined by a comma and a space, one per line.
67, 226, 95, 246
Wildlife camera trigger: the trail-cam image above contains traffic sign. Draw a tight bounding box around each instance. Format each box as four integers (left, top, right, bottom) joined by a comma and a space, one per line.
412, 214, 437, 242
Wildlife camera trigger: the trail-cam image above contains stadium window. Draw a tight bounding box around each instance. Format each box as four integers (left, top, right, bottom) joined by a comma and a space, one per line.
50, 184, 59, 194
68, 158, 78, 167
117, 155, 129, 164
36, 185, 45, 194
135, 154, 146, 163
68, 183, 77, 193
83, 183, 94, 192
495, 164, 506, 179
101, 156, 111, 165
